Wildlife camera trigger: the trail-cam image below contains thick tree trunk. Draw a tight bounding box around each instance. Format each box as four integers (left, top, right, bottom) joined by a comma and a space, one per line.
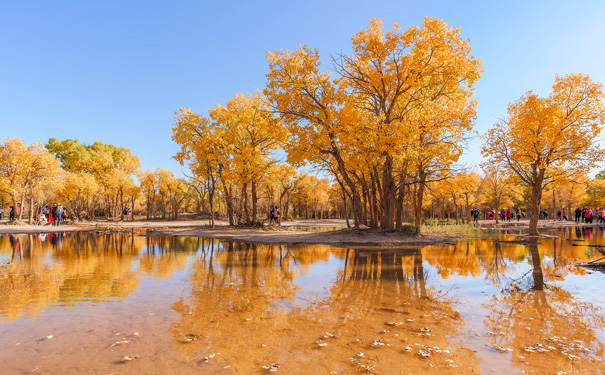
147, 192, 152, 220
529, 176, 544, 235
414, 178, 426, 234
220, 176, 234, 225
28, 196, 34, 225
381, 155, 396, 229
131, 196, 136, 221
242, 182, 249, 225
332, 151, 363, 226
395, 174, 406, 230
251, 180, 258, 225
120, 188, 124, 221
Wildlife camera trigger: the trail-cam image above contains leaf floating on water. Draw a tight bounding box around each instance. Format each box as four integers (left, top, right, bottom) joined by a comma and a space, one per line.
318, 343, 328, 347
246, 317, 253, 321
261, 364, 280, 372
356, 352, 365, 358
370, 340, 385, 348
133, 332, 139, 336
407, 319, 415, 322
403, 346, 412, 352
123, 356, 139, 362
45, 335, 54, 340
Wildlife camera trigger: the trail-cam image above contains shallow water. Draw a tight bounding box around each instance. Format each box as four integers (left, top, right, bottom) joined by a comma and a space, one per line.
0, 227, 604, 374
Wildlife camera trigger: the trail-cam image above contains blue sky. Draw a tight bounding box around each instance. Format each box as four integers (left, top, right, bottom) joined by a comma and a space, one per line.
1, 0, 604, 175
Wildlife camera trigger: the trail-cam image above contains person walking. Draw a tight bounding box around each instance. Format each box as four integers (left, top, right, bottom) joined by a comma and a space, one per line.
269, 206, 276, 225
275, 206, 281, 227
55, 204, 64, 226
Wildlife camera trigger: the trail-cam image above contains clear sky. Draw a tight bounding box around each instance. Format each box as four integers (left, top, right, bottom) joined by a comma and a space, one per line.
1, 0, 605, 176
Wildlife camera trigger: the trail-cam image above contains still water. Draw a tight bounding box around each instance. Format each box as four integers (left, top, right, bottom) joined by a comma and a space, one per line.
0, 228, 604, 374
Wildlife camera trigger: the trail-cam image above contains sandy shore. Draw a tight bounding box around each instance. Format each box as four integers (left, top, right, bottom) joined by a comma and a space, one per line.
0, 217, 593, 248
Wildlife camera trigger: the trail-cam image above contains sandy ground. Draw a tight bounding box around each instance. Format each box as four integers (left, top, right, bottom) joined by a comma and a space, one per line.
0, 216, 595, 248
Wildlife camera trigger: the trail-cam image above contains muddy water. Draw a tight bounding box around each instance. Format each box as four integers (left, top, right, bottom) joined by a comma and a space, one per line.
0, 228, 604, 374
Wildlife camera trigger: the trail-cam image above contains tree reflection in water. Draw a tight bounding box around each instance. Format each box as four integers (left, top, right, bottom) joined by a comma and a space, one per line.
483, 244, 605, 374
0, 232, 200, 322
171, 242, 479, 374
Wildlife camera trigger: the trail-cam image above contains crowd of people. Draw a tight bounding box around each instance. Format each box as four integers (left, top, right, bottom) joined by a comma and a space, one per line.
471, 207, 605, 224
483, 208, 526, 222
0, 203, 76, 226
34, 204, 76, 226
573, 207, 605, 223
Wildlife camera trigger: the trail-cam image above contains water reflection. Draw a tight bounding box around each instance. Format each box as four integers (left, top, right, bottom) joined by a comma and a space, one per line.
483, 244, 605, 374
0, 233, 200, 322
0, 229, 604, 374
171, 242, 479, 373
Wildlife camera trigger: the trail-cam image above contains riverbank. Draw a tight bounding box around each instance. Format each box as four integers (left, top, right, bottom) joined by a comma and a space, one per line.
0, 217, 596, 248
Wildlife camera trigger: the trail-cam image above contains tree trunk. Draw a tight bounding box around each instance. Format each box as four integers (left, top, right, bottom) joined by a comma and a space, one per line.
529, 175, 544, 235
395, 173, 405, 230
28, 195, 34, 225
120, 188, 124, 221
251, 180, 258, 225
552, 190, 556, 221
380, 155, 396, 229
332, 151, 363, 226
147, 192, 152, 220
242, 182, 249, 225
220, 176, 234, 225
414, 179, 426, 234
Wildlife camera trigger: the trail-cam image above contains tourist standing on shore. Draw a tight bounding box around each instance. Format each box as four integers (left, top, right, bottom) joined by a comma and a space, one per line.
269, 206, 276, 225
575, 208, 582, 222
0, 207, 3, 220
55, 204, 64, 226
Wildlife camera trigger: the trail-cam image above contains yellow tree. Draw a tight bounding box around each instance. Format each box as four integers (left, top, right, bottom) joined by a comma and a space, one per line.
336, 17, 482, 229
481, 167, 515, 223
173, 93, 284, 225
0, 137, 62, 223
156, 169, 188, 220
265, 46, 366, 225
404, 96, 478, 231
482, 74, 605, 234
138, 169, 159, 219
457, 171, 483, 223
46, 139, 141, 218
173, 109, 237, 223
56, 171, 99, 220
210, 93, 284, 225
264, 164, 300, 220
